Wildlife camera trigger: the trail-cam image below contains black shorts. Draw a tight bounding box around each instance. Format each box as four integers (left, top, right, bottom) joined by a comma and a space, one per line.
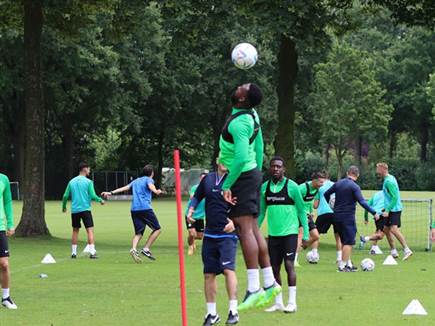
185, 217, 205, 233
131, 209, 161, 235
0, 231, 9, 258
385, 211, 401, 228
202, 236, 237, 275
229, 168, 262, 218
375, 217, 386, 231
334, 219, 356, 246
316, 213, 337, 234
268, 234, 298, 264
299, 214, 317, 231
71, 211, 94, 229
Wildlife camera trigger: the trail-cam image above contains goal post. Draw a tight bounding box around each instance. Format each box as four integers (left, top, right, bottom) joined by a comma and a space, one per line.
9, 181, 20, 200
356, 198, 433, 252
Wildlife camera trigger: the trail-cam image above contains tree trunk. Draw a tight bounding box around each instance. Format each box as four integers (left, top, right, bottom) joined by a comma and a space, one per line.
335, 146, 345, 180
356, 135, 362, 166
388, 131, 396, 159
16, 0, 50, 237
274, 34, 298, 177
155, 130, 165, 188
325, 144, 330, 168
419, 119, 429, 162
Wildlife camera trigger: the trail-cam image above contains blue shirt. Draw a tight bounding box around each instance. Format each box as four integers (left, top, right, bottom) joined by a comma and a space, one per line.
189, 172, 236, 238
370, 191, 385, 214
324, 177, 376, 221
316, 180, 334, 216
129, 176, 154, 211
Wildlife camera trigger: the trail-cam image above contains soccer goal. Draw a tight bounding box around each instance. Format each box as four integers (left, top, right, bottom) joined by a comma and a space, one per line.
356, 198, 433, 252
9, 181, 20, 200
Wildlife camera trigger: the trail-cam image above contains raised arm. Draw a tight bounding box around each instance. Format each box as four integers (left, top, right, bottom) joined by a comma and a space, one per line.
101, 184, 131, 199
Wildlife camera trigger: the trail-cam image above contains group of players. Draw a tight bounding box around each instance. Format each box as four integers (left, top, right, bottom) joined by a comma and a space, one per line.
0, 83, 429, 322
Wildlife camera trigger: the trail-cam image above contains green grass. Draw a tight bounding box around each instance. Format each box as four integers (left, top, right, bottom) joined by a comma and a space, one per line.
1, 194, 434, 325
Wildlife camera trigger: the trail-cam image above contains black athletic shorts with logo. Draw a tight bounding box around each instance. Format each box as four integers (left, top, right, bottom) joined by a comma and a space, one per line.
385, 211, 401, 228
316, 213, 337, 234
229, 168, 262, 219
71, 211, 94, 229
185, 217, 205, 233
375, 217, 386, 231
268, 234, 298, 264
131, 209, 161, 235
334, 218, 357, 246
0, 231, 9, 258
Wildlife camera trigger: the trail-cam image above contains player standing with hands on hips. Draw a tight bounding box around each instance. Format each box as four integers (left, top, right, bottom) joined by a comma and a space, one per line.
219, 83, 281, 311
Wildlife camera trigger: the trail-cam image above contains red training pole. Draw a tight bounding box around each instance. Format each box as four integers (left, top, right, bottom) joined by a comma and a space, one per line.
174, 149, 188, 326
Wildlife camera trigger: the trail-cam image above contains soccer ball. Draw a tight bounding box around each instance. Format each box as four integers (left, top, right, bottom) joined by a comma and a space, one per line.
231, 43, 258, 70
306, 251, 319, 264
328, 194, 336, 209
361, 258, 375, 271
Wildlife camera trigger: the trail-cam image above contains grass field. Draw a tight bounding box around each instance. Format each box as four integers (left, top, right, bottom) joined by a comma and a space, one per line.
1, 192, 434, 325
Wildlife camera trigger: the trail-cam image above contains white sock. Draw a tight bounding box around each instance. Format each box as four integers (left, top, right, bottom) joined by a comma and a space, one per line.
262, 267, 275, 288
288, 286, 296, 305
247, 269, 260, 293
229, 299, 238, 314
295, 253, 299, 262
347, 259, 353, 267
339, 260, 346, 269
72, 244, 77, 255
312, 248, 318, 255
207, 302, 217, 316
404, 247, 411, 253
2, 288, 9, 299
391, 248, 398, 255
144, 247, 150, 252
275, 292, 284, 306
364, 236, 370, 242
89, 244, 96, 255
336, 251, 342, 261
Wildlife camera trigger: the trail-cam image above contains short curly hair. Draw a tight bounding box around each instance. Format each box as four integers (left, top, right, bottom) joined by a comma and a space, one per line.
248, 83, 263, 107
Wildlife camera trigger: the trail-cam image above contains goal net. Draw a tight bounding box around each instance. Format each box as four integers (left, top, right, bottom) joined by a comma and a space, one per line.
356, 198, 433, 252
9, 182, 20, 200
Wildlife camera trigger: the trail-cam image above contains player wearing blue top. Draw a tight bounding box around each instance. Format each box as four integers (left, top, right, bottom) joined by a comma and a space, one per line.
324, 166, 378, 272
187, 163, 239, 326
313, 173, 342, 263
185, 173, 207, 256
375, 163, 412, 260
102, 165, 163, 263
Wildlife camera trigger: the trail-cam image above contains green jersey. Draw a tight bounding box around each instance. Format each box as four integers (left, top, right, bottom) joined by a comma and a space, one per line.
258, 177, 309, 240
219, 107, 264, 190
382, 174, 402, 213
298, 181, 318, 214
62, 175, 103, 213
0, 174, 14, 231
185, 184, 205, 220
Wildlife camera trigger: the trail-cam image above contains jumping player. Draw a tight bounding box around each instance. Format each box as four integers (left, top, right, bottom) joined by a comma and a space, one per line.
187, 163, 239, 325
258, 157, 308, 313
62, 162, 104, 259
219, 83, 280, 311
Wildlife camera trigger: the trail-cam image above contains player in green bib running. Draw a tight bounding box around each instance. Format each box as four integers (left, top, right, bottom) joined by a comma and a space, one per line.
296, 172, 326, 264
185, 173, 207, 256
0, 173, 17, 309
259, 157, 308, 313
375, 163, 413, 260
219, 83, 280, 311
62, 162, 104, 259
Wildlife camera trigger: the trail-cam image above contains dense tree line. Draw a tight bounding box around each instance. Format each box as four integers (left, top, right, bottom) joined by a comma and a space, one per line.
0, 0, 433, 235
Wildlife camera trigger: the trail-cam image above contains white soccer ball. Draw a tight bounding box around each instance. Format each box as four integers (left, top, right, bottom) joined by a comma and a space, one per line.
231, 43, 258, 70
361, 258, 375, 271
306, 251, 319, 264
329, 194, 336, 209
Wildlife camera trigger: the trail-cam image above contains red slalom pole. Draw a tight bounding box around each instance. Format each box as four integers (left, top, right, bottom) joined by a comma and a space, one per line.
174, 149, 188, 326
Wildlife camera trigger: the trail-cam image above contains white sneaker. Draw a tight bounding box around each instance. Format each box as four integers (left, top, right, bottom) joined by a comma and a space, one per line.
403, 250, 413, 261
391, 250, 399, 259
284, 303, 297, 313
265, 303, 285, 312
373, 246, 383, 255
2, 297, 17, 309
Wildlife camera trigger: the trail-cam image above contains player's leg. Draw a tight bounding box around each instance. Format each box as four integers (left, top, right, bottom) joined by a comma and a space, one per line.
130, 212, 145, 263
265, 236, 284, 312
383, 226, 399, 258
71, 213, 81, 258
220, 237, 239, 324
283, 234, 298, 313
337, 220, 357, 272
202, 237, 221, 325
187, 226, 197, 256
0, 233, 16, 309
334, 231, 342, 263
141, 209, 162, 260
82, 212, 97, 258
388, 212, 412, 260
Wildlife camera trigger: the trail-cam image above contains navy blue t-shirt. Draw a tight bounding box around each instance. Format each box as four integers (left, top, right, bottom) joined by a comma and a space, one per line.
189, 172, 236, 238
324, 177, 376, 221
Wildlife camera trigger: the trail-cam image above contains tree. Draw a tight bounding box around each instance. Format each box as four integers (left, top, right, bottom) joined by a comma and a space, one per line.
309, 41, 393, 178
16, 0, 50, 236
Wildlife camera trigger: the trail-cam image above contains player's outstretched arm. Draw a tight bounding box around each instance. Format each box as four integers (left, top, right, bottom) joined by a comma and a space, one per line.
354, 185, 376, 216
89, 182, 104, 204
102, 184, 131, 199
148, 183, 163, 195
62, 182, 71, 212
